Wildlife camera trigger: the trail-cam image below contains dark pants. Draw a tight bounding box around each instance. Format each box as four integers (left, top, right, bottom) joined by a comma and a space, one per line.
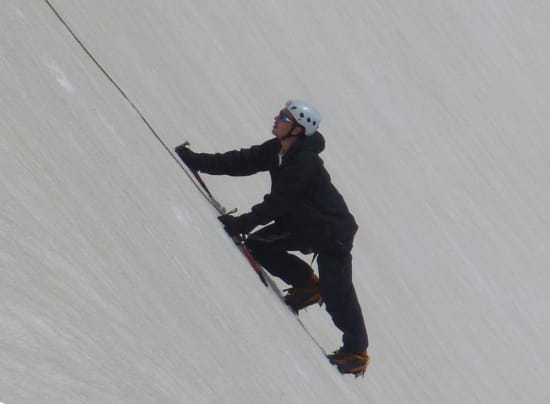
246, 223, 369, 353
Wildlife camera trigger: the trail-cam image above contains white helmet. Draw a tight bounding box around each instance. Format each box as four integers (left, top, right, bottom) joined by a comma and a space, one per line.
285, 99, 321, 136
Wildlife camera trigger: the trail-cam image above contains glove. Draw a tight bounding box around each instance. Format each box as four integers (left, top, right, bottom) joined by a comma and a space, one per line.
218, 212, 259, 237
175, 143, 199, 170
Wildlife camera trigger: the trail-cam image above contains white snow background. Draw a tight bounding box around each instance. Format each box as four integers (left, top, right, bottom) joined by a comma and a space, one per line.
1, 1, 550, 403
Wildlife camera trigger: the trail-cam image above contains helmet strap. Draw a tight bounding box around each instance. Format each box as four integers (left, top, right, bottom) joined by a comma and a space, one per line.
280, 123, 297, 140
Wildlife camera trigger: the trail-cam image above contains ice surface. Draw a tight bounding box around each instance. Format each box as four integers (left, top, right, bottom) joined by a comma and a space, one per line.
2, 1, 550, 403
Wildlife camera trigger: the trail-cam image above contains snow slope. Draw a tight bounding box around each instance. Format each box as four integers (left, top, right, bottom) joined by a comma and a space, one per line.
2, 1, 550, 403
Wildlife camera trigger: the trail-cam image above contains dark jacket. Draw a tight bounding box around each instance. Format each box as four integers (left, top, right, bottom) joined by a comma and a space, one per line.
189, 133, 358, 251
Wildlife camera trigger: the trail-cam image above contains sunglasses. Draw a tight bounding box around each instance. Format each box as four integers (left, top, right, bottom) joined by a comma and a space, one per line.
278, 111, 296, 124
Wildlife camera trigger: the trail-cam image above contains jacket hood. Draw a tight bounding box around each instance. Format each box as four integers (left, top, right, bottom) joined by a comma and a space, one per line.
298, 131, 325, 154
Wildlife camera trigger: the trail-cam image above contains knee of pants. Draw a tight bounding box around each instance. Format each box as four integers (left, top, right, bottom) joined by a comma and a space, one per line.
245, 239, 276, 262
318, 255, 353, 300
320, 279, 354, 309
